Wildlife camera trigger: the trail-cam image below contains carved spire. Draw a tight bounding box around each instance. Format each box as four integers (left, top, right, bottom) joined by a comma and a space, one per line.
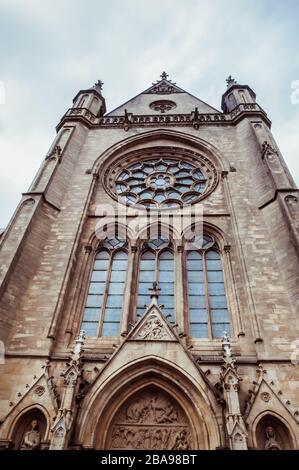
220, 331, 248, 450
49, 331, 86, 450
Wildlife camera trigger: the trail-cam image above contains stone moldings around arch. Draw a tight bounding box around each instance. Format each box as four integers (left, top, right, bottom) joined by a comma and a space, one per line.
93, 375, 206, 450
106, 385, 192, 450
254, 412, 294, 450
245, 375, 299, 449
91, 129, 228, 177
74, 301, 222, 449
75, 357, 221, 450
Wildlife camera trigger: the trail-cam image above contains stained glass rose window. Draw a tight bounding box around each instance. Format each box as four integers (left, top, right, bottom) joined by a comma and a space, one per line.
105, 147, 218, 208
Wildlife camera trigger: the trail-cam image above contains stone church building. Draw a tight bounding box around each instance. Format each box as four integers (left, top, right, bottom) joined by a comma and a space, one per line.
0, 73, 298, 450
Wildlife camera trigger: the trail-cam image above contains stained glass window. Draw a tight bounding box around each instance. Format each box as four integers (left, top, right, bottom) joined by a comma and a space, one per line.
115, 158, 207, 208
136, 240, 174, 321
186, 238, 230, 339
81, 238, 127, 337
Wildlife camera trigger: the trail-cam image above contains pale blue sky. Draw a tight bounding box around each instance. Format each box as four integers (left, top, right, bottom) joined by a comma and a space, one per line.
0, 0, 298, 226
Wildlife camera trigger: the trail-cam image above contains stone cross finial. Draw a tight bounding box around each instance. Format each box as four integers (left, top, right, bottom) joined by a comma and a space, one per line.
160, 71, 169, 80
95, 79, 104, 90
226, 75, 237, 87
149, 281, 160, 299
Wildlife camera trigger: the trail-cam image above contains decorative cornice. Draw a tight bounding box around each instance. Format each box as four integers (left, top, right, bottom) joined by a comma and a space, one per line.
56, 102, 271, 132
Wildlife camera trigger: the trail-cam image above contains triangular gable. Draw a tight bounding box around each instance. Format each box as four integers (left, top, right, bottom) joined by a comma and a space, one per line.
82, 300, 219, 404
245, 379, 299, 426
142, 79, 185, 94
4, 373, 59, 419
106, 78, 221, 116
127, 302, 178, 342
0, 372, 59, 439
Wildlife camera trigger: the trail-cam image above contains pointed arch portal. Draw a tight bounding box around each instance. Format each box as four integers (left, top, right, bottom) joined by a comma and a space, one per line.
78, 358, 221, 450
106, 385, 192, 450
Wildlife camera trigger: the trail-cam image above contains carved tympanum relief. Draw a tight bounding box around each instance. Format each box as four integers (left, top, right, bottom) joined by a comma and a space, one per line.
107, 388, 192, 450
135, 314, 171, 340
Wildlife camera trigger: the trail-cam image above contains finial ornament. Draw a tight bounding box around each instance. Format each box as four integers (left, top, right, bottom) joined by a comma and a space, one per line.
226, 75, 237, 87
95, 79, 104, 90
222, 330, 235, 365
73, 330, 85, 360
160, 71, 169, 80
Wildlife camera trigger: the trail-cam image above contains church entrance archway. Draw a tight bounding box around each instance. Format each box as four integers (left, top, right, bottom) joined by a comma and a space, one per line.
106, 386, 192, 450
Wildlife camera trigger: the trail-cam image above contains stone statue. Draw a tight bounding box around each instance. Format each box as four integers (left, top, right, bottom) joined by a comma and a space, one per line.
265, 426, 281, 450
20, 419, 41, 450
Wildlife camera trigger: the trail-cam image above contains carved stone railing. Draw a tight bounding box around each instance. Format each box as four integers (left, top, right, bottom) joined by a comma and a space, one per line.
57, 103, 270, 131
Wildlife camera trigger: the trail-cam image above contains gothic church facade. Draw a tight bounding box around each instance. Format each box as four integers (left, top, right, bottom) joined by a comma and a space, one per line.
0, 74, 298, 450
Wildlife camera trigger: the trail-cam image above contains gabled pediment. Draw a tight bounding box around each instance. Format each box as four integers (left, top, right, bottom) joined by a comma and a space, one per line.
4, 373, 59, 418
227, 418, 247, 438
0, 372, 59, 439
106, 76, 220, 116
81, 300, 220, 413
142, 79, 185, 95
245, 379, 299, 426
127, 302, 178, 342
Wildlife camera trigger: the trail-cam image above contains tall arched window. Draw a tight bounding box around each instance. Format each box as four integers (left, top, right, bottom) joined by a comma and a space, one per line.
136, 239, 174, 321
81, 238, 128, 336
186, 235, 230, 339
78, 94, 88, 108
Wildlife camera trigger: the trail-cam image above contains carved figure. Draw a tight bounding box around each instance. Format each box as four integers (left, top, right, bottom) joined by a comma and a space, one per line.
171, 429, 190, 450
20, 419, 41, 450
265, 426, 281, 450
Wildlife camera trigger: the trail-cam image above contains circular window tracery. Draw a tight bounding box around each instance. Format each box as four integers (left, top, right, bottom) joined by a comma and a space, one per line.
149, 100, 177, 113
106, 147, 218, 209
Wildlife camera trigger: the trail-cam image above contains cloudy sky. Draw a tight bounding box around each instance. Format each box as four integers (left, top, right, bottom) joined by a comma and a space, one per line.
0, 0, 298, 227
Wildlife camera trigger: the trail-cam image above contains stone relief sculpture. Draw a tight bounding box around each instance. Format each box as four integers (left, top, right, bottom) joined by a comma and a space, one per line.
136, 315, 170, 340
108, 389, 191, 450
264, 426, 281, 450
20, 419, 41, 450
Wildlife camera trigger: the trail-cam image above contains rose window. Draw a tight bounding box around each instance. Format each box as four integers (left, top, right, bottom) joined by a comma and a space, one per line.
105, 147, 218, 208
149, 100, 177, 113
